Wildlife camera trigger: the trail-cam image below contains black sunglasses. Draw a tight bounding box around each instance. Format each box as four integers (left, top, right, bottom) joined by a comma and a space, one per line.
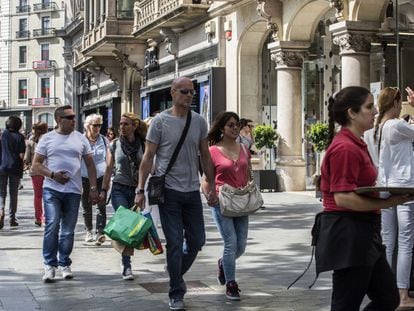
61, 115, 76, 120
176, 89, 196, 96
92, 124, 102, 127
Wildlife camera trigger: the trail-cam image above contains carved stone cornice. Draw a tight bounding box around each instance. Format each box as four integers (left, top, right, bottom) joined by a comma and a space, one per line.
270, 50, 305, 68
329, 0, 344, 21
332, 32, 372, 54
257, 0, 279, 42
267, 21, 279, 41
112, 49, 142, 74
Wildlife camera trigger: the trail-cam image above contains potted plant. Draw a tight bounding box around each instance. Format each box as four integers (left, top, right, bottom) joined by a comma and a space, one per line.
306, 122, 329, 197
252, 125, 279, 192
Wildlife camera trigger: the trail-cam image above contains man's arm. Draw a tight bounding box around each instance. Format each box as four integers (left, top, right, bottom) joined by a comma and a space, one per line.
83, 153, 98, 203
199, 138, 218, 206
135, 141, 157, 209
32, 152, 70, 184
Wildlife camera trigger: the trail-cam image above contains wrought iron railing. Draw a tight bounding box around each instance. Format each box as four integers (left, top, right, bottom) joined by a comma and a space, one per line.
16, 5, 30, 13
33, 28, 56, 37
33, 2, 58, 11
29, 97, 60, 106
134, 0, 195, 31
16, 30, 30, 39
32, 60, 56, 70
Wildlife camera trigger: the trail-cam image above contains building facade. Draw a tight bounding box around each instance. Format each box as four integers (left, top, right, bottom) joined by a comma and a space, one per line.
0, 0, 66, 131
69, 0, 414, 191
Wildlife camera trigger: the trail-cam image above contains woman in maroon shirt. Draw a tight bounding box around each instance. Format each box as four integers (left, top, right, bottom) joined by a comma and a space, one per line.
316, 86, 413, 311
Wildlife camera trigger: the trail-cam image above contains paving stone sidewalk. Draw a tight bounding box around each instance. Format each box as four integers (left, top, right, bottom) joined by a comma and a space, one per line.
0, 175, 333, 311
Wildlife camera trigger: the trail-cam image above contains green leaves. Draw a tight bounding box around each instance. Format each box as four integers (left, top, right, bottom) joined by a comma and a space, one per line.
306, 122, 329, 152
253, 125, 279, 150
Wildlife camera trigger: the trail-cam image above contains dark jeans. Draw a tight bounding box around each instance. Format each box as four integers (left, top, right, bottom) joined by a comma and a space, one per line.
331, 254, 399, 311
81, 177, 106, 234
159, 188, 206, 299
0, 173, 20, 221
111, 182, 136, 268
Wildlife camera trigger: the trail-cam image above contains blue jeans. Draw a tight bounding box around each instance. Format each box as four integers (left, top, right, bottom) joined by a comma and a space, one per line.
111, 182, 136, 268
0, 173, 20, 220
159, 188, 205, 299
42, 188, 81, 267
382, 204, 414, 288
212, 206, 248, 282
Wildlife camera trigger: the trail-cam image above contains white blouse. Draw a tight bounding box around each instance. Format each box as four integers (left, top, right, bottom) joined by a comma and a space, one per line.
365, 119, 414, 187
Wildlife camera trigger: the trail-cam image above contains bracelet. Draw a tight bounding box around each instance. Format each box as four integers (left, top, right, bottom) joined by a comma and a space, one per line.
50, 171, 54, 179
135, 189, 145, 195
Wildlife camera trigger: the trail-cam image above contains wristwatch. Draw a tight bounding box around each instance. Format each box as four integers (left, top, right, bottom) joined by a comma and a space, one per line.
135, 189, 145, 194
90, 186, 98, 192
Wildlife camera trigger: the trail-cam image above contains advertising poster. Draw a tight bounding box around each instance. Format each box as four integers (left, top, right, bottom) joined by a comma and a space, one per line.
199, 81, 210, 127
142, 96, 150, 120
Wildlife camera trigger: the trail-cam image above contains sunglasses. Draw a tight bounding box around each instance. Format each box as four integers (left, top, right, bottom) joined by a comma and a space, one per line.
226, 122, 241, 129
61, 115, 76, 120
92, 124, 102, 127
176, 89, 196, 96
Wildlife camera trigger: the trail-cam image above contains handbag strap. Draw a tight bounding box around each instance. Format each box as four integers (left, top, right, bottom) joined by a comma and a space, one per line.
240, 144, 253, 181
165, 110, 192, 175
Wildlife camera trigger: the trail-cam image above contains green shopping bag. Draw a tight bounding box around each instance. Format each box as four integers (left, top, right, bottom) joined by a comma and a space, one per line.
104, 206, 152, 248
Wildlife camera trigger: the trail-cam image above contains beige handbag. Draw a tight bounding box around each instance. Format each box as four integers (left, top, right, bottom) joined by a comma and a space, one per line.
219, 145, 264, 217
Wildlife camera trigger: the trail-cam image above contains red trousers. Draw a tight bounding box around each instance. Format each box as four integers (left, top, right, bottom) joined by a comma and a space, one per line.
31, 175, 44, 222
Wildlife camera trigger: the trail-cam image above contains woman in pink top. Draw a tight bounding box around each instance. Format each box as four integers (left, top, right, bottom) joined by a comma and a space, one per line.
203, 111, 251, 301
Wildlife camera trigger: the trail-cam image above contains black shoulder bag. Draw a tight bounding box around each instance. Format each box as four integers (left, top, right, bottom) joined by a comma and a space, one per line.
147, 110, 192, 205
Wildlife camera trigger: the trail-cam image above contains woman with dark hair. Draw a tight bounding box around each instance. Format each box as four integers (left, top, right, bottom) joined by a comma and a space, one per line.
316, 86, 413, 311
202, 111, 250, 300
0, 116, 26, 228
100, 112, 146, 280
363, 86, 414, 309
106, 127, 117, 143
24, 121, 48, 226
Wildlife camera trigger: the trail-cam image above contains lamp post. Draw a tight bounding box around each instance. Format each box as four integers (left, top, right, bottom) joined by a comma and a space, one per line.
395, 0, 401, 90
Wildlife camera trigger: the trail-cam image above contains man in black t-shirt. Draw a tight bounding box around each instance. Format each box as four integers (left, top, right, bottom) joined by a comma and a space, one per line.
0, 116, 26, 228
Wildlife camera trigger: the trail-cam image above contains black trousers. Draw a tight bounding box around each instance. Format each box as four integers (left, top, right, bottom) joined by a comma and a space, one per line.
331, 254, 399, 311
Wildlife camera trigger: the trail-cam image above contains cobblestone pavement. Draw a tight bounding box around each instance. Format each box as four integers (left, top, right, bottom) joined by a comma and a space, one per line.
0, 175, 333, 311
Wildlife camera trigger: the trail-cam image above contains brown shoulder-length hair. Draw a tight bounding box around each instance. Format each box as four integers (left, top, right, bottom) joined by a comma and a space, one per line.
32, 121, 48, 143
121, 112, 147, 142
373, 87, 401, 142
207, 111, 240, 146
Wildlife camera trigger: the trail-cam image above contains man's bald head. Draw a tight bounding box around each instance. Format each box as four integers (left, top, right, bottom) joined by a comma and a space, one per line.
171, 77, 193, 89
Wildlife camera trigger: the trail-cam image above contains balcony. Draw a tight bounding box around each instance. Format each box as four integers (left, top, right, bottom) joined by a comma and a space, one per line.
29, 97, 60, 106
33, 2, 58, 12
32, 60, 56, 70
33, 28, 56, 38
132, 0, 210, 40
16, 5, 30, 13
15, 30, 30, 39
81, 19, 138, 57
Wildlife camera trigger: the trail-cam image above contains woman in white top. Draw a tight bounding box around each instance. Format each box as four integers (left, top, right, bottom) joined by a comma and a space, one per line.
80, 114, 109, 245
365, 86, 414, 309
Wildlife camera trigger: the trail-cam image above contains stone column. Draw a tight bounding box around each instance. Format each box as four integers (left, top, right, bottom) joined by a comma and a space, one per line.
268, 41, 309, 191
330, 21, 379, 89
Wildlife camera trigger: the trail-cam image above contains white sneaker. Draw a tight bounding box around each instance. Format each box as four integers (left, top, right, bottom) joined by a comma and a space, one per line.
122, 266, 134, 280
60, 266, 74, 279
42, 265, 55, 283
84, 230, 94, 242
